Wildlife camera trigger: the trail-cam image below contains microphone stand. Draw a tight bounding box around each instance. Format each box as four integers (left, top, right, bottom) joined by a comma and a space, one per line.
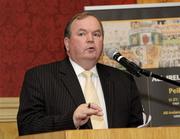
129, 62, 180, 86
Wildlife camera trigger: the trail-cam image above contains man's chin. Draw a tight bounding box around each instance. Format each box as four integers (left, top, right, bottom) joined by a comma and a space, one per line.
86, 55, 98, 60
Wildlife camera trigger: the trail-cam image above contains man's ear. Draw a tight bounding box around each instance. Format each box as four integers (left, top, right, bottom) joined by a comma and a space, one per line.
64, 37, 70, 52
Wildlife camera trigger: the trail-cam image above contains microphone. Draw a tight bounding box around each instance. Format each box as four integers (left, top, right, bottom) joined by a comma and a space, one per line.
105, 48, 142, 77
105, 48, 180, 86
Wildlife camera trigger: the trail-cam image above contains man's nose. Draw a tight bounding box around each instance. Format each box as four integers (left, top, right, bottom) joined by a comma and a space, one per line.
86, 33, 94, 42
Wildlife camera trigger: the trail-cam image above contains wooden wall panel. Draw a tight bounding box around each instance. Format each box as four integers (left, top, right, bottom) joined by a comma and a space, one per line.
0, 122, 18, 139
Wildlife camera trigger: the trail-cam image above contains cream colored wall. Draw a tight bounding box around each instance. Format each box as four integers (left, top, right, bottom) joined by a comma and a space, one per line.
137, 0, 180, 3
0, 97, 19, 139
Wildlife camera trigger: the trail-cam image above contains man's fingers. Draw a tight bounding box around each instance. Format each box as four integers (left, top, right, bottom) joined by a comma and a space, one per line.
87, 103, 103, 116
87, 103, 101, 110
73, 103, 104, 128
77, 112, 90, 120
87, 108, 103, 116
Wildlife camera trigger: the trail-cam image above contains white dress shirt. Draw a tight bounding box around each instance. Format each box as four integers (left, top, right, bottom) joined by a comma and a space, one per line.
69, 58, 108, 128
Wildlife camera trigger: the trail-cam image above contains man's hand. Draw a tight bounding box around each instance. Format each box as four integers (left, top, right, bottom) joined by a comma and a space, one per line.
73, 103, 103, 128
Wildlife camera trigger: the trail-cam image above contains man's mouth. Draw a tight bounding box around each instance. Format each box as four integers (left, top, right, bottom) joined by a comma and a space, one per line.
88, 47, 95, 50
86, 47, 96, 52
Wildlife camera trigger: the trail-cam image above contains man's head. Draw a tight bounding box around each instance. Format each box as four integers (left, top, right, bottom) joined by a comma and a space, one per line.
64, 12, 104, 70
64, 12, 104, 38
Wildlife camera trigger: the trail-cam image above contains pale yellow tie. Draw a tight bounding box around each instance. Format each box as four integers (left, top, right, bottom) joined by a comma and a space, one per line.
82, 71, 106, 129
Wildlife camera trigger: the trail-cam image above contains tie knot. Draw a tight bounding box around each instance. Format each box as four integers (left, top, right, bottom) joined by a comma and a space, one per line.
82, 71, 93, 78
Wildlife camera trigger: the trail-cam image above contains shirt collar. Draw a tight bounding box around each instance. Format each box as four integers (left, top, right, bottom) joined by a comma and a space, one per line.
69, 58, 98, 77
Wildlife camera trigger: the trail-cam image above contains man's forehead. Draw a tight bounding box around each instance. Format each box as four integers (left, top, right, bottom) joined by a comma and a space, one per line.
77, 28, 102, 33
71, 16, 101, 29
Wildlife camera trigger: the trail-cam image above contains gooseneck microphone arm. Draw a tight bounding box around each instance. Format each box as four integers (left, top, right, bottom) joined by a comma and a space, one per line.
106, 48, 180, 86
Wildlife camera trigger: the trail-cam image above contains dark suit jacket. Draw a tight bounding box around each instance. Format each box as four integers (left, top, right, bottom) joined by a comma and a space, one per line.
17, 58, 143, 135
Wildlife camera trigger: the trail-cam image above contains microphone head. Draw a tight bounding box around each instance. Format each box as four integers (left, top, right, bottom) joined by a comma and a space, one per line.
105, 48, 119, 59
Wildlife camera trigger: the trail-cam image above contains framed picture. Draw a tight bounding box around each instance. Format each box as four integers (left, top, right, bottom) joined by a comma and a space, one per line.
85, 2, 180, 127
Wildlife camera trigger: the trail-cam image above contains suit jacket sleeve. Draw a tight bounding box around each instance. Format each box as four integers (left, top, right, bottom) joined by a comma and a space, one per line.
17, 67, 76, 135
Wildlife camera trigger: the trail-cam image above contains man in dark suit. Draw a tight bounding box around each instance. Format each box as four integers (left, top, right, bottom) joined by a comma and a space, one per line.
17, 12, 143, 135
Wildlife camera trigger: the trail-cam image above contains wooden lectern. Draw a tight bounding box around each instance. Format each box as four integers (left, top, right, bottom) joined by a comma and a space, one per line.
17, 127, 180, 139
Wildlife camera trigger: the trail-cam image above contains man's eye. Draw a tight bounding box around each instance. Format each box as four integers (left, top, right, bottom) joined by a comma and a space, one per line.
78, 32, 86, 36
93, 32, 101, 37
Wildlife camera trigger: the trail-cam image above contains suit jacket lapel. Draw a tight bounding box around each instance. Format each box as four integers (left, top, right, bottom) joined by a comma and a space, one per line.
58, 58, 92, 128
58, 58, 86, 106
97, 64, 114, 128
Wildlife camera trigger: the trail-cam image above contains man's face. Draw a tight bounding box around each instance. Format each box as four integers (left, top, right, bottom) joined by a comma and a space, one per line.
64, 16, 103, 66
